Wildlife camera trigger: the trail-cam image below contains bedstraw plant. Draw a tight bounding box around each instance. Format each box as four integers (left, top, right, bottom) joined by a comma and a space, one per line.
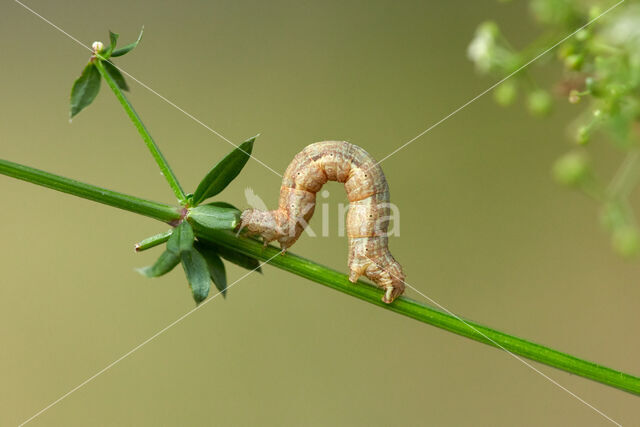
1, 28, 638, 396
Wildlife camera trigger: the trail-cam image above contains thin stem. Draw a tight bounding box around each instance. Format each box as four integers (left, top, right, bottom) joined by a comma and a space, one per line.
193, 225, 640, 396
0, 158, 181, 223
1, 157, 639, 395
135, 229, 172, 252
608, 148, 640, 199
94, 59, 187, 204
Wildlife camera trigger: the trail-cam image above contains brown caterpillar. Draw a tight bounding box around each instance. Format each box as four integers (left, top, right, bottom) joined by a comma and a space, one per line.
239, 141, 405, 303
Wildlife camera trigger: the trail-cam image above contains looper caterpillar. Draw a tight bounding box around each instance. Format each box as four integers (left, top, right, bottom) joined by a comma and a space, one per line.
239, 141, 405, 303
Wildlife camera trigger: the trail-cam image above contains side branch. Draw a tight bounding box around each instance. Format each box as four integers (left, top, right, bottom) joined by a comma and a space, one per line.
94, 59, 187, 204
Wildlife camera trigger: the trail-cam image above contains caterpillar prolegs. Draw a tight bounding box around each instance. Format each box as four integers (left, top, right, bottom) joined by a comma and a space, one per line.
239, 141, 405, 303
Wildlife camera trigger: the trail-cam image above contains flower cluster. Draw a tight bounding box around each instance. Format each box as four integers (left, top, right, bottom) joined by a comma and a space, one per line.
469, 0, 640, 257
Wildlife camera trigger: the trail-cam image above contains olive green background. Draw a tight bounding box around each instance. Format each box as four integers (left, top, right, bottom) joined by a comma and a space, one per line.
1, 0, 638, 425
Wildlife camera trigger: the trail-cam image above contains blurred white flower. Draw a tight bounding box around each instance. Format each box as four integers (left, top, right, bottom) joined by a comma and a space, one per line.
601, 5, 640, 47
467, 22, 498, 72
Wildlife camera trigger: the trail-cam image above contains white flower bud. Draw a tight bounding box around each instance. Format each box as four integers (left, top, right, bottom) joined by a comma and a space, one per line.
92, 41, 104, 53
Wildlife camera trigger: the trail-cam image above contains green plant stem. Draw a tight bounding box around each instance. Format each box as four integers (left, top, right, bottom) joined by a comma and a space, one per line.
0, 158, 181, 223
94, 59, 187, 204
194, 225, 640, 396
1, 158, 639, 395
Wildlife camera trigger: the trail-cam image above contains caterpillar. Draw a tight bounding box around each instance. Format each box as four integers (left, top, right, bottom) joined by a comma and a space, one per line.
239, 141, 405, 303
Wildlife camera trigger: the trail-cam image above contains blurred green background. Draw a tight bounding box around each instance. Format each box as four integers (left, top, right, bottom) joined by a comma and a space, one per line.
1, 0, 638, 425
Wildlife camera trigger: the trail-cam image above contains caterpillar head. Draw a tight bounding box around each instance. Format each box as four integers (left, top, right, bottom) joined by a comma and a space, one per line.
239, 209, 289, 246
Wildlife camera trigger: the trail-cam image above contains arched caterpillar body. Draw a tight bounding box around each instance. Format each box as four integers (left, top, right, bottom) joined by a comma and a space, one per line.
239, 141, 405, 303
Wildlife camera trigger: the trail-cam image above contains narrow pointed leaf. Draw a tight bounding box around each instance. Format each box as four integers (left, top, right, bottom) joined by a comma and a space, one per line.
198, 241, 262, 273
167, 221, 194, 254
195, 243, 228, 297
103, 60, 129, 91
192, 136, 256, 205
135, 229, 172, 252
181, 249, 211, 303
188, 205, 239, 230
136, 250, 180, 277
102, 31, 119, 58
111, 27, 144, 57
70, 62, 101, 118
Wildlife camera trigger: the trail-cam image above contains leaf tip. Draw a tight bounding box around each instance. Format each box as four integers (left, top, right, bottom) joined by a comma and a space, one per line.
244, 136, 257, 148
135, 266, 151, 277
192, 289, 209, 304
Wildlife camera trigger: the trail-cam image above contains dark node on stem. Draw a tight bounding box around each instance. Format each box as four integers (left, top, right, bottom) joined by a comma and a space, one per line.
168, 207, 189, 227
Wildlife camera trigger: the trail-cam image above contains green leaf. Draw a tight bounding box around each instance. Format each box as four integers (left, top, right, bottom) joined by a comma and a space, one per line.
102, 60, 129, 91
102, 31, 119, 58
199, 241, 262, 273
111, 27, 144, 57
70, 62, 101, 118
181, 249, 211, 303
167, 221, 194, 254
135, 229, 172, 252
188, 205, 240, 230
136, 250, 180, 277
195, 243, 228, 297
192, 136, 257, 205
205, 201, 239, 211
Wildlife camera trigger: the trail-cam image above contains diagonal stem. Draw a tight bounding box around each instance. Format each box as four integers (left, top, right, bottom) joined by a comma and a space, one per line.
193, 225, 640, 396
1, 156, 639, 396
0, 158, 181, 223
94, 58, 187, 204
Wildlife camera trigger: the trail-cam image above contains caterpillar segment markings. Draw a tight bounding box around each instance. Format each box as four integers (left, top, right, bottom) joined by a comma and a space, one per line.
239, 141, 405, 303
